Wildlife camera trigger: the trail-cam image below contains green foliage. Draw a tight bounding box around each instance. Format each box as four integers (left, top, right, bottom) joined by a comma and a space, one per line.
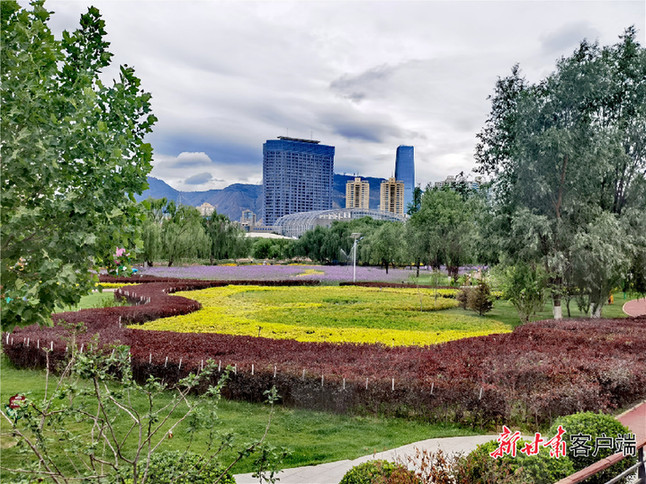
549, 412, 636, 484
140, 197, 167, 266
339, 460, 418, 484
365, 222, 406, 273
475, 28, 646, 319
204, 212, 250, 262
467, 281, 494, 316
455, 439, 573, 484
0, 0, 156, 330
251, 238, 294, 260
128, 450, 236, 484
408, 187, 477, 280
161, 202, 209, 266
0, 337, 281, 483
498, 262, 547, 324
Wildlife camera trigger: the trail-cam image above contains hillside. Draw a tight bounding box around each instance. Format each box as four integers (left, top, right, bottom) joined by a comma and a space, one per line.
136, 175, 386, 222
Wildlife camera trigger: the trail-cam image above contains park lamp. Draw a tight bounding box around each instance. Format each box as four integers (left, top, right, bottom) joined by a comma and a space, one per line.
351, 233, 362, 283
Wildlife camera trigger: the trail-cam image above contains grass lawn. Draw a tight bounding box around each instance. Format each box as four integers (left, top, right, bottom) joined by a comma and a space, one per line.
417, 290, 635, 329
0, 354, 480, 480
54, 290, 129, 313
133, 285, 510, 346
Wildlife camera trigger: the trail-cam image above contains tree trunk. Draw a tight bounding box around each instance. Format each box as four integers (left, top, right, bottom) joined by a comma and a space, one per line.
416, 259, 420, 278
552, 294, 562, 320
384, 260, 389, 274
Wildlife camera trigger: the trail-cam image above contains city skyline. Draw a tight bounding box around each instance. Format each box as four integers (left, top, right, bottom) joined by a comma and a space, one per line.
41, 0, 645, 192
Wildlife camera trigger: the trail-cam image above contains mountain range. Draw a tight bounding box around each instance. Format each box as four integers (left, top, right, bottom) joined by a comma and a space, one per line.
135, 175, 387, 223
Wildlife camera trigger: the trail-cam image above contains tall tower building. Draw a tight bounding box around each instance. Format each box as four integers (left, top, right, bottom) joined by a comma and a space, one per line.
380, 177, 405, 215
263, 136, 334, 225
395, 145, 415, 212
345, 177, 370, 209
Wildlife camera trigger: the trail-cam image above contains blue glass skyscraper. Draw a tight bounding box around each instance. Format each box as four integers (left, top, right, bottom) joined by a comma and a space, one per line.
395, 145, 415, 212
263, 137, 335, 225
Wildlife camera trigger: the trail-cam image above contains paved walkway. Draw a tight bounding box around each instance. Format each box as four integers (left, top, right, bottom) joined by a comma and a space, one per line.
623, 297, 646, 317
234, 435, 494, 484
617, 399, 646, 443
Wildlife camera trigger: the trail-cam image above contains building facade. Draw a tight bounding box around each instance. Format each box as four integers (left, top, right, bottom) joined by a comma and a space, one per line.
379, 177, 405, 215
197, 202, 215, 216
394, 145, 415, 212
263, 136, 335, 225
345, 177, 370, 209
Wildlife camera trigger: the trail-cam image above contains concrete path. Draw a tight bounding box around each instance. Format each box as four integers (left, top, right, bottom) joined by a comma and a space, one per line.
234, 434, 495, 484
617, 399, 646, 443
623, 297, 646, 317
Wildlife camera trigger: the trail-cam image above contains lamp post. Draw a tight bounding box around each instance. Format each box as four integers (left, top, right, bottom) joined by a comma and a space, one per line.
351, 233, 362, 283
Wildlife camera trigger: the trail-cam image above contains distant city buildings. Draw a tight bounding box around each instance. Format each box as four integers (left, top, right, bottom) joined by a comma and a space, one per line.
240, 209, 257, 228
197, 202, 215, 216
394, 146, 415, 211
380, 177, 405, 216
262, 136, 334, 226
345, 177, 370, 209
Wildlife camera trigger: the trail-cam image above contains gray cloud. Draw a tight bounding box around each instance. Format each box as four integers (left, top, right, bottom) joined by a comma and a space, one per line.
540, 22, 602, 55
184, 172, 213, 185
43, 0, 645, 190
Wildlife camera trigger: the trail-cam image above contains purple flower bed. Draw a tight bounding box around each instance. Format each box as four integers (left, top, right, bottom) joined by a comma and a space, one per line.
138, 264, 417, 282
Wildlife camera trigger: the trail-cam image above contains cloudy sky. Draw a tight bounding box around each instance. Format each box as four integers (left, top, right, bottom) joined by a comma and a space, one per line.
44, 0, 645, 191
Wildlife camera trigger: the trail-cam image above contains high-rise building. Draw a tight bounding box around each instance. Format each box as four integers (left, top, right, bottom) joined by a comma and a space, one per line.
394, 145, 415, 211
263, 136, 335, 225
345, 177, 370, 209
380, 177, 405, 215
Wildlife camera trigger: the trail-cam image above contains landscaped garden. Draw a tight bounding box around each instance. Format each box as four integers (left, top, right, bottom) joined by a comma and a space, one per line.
138, 285, 510, 345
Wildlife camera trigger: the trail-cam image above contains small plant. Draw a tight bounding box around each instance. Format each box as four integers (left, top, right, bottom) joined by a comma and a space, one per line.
339, 459, 418, 484
549, 412, 637, 484
0, 331, 283, 483
466, 281, 493, 316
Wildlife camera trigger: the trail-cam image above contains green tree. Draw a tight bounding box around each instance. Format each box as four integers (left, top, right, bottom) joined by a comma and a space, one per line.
1, 1, 156, 330
475, 28, 646, 318
140, 198, 167, 267
161, 203, 209, 267
409, 187, 475, 280
499, 261, 547, 324
203, 212, 249, 263
366, 222, 404, 274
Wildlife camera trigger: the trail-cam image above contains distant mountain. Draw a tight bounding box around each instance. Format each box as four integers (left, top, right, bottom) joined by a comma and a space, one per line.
137, 175, 386, 222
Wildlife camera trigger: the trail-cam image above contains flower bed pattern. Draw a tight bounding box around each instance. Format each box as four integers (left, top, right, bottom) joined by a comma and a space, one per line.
4, 277, 646, 428
137, 285, 505, 346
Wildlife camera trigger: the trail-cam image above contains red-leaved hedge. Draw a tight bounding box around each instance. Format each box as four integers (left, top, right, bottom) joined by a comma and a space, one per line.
4, 277, 645, 428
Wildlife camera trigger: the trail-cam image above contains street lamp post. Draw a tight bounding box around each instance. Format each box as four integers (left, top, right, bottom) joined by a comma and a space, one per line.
351, 233, 362, 283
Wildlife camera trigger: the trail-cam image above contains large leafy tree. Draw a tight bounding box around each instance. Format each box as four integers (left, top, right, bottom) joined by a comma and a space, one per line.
161, 203, 209, 267
475, 28, 646, 318
1, 1, 156, 330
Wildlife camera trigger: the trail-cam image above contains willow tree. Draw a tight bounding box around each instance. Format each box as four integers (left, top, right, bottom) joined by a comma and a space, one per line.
476, 28, 646, 318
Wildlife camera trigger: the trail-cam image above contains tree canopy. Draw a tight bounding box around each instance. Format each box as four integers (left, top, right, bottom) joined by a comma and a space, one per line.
475, 27, 646, 317
1, 1, 156, 330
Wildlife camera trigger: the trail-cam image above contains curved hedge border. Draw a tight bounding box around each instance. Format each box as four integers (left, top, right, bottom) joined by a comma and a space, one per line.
3, 276, 646, 428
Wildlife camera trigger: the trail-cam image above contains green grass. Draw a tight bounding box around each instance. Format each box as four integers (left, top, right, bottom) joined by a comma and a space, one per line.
0, 354, 480, 480
419, 291, 635, 329
54, 291, 128, 313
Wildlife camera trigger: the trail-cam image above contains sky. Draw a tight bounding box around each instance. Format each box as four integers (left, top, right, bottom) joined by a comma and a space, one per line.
43, 0, 645, 191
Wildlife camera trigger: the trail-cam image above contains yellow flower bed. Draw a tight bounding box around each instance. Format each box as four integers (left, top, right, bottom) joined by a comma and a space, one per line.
295, 269, 325, 277
98, 283, 138, 289
135, 285, 510, 346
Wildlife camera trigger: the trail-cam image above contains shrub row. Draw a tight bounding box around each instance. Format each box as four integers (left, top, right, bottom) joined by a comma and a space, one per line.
4, 278, 646, 428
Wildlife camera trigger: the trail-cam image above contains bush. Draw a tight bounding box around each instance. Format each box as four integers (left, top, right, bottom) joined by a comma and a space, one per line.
130, 450, 236, 484
549, 412, 637, 484
456, 287, 471, 309
453, 438, 573, 484
339, 460, 418, 484
466, 281, 493, 316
